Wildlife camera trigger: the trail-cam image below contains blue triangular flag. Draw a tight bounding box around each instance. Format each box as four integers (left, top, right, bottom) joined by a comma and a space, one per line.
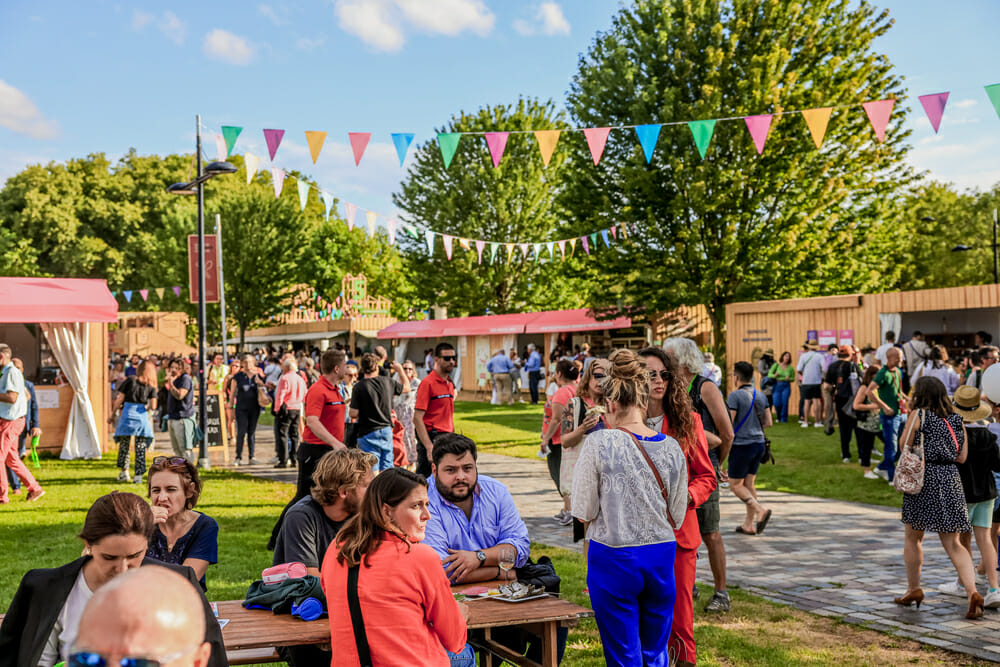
391, 133, 415, 166
123, 290, 133, 302
425, 230, 436, 255
601, 229, 610, 247
320, 191, 334, 220
634, 124, 662, 163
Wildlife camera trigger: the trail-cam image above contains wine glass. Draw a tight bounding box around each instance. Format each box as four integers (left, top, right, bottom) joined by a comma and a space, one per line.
498, 546, 516, 586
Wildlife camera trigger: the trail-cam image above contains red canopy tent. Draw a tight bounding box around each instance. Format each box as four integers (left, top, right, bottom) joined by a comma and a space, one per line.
0, 278, 118, 323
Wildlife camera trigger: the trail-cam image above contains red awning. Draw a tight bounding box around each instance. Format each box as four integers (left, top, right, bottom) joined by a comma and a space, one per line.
376, 319, 443, 339
523, 308, 631, 334
0, 278, 118, 323
436, 313, 533, 337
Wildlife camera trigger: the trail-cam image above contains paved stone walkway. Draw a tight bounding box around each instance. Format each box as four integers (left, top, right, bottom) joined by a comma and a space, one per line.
230, 429, 1000, 663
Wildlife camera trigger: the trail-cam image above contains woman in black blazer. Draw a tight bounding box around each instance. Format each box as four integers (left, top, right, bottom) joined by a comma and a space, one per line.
0, 492, 227, 667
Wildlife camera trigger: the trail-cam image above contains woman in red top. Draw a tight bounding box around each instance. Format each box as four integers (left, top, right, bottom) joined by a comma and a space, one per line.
322, 468, 470, 666
640, 347, 717, 667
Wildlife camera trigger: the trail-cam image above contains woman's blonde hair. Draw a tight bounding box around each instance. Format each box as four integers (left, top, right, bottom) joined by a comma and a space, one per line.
600, 349, 649, 411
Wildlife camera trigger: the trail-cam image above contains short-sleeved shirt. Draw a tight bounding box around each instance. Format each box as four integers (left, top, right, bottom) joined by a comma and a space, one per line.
542, 383, 577, 445
117, 377, 156, 405
415, 371, 455, 433
825, 360, 859, 401
874, 366, 903, 413
350, 375, 403, 437
487, 354, 513, 374
272, 496, 346, 570
727, 384, 769, 446
796, 351, 824, 385
302, 376, 347, 445
231, 371, 261, 412
0, 363, 27, 422
146, 512, 219, 590
166, 373, 195, 419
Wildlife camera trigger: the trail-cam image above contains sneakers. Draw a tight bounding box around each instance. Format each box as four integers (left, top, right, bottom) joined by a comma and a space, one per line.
938, 578, 965, 597
233, 460, 243, 467
693, 583, 700, 600
704, 591, 731, 613
814, 422, 824, 428
249, 458, 260, 465
267, 456, 280, 464
800, 422, 809, 428
863, 470, 880, 480
26, 488, 46, 502
874, 468, 889, 481
842, 457, 851, 464
552, 509, 568, 523
117, 470, 129, 482
558, 513, 573, 526
985, 589, 1000, 609
133, 474, 143, 485
871, 448, 883, 458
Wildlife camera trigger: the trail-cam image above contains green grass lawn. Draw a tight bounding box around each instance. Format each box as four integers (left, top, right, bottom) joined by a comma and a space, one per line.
0, 456, 980, 666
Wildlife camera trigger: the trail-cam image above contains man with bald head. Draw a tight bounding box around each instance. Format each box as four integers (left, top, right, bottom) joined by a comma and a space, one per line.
72, 567, 212, 667
870, 346, 906, 484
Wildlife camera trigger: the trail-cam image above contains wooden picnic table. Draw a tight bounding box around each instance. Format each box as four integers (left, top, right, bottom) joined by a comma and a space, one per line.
219, 579, 593, 667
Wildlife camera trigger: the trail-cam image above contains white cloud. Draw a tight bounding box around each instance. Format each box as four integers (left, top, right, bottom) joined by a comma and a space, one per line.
334, 0, 494, 52
0, 80, 59, 140
159, 11, 186, 45
296, 36, 326, 51
955, 98, 977, 109
131, 10, 153, 31
514, 2, 570, 36
258, 4, 288, 26
203, 29, 256, 65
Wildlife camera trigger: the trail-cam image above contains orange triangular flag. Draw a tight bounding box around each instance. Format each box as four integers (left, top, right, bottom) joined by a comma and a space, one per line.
534, 130, 561, 167
801, 108, 833, 149
304, 131, 327, 164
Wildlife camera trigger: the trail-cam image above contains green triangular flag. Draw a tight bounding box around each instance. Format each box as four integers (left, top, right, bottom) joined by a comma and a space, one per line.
437, 133, 462, 169
985, 84, 1000, 119
687, 120, 717, 159
490, 242, 499, 265
221, 126, 243, 157
589, 233, 598, 250
406, 224, 419, 239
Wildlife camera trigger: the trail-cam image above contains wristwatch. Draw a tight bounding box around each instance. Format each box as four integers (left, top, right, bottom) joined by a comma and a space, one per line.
475, 550, 487, 567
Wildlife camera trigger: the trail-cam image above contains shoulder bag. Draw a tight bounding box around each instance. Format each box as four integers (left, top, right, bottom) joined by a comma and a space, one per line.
894, 409, 926, 495
748, 389, 775, 464
347, 565, 374, 667
616, 427, 677, 529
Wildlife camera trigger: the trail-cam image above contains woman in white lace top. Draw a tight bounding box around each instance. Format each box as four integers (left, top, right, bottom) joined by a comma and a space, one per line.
572, 349, 688, 667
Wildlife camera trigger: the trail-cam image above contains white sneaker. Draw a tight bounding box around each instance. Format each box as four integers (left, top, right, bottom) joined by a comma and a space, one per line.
875, 469, 889, 481
800, 422, 809, 428
813, 423, 824, 428
117, 470, 129, 482
871, 449, 883, 458
939, 578, 965, 597
842, 457, 851, 464
267, 456, 279, 464
985, 589, 1000, 609
233, 460, 242, 467
863, 470, 880, 480
133, 474, 143, 485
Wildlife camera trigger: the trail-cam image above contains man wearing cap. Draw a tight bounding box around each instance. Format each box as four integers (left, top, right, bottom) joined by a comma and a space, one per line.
796, 340, 824, 428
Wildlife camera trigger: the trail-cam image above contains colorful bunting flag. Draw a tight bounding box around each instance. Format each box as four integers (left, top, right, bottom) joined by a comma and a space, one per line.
263, 129, 285, 161
221, 126, 242, 157
111, 291, 117, 298
387, 219, 398, 245
610, 225, 617, 240
405, 224, 419, 239
583, 127, 611, 165
620, 223, 628, 239
862, 99, 895, 143
443, 235, 454, 260
484, 132, 509, 168
320, 191, 334, 220
534, 243, 543, 262
173, 286, 181, 297
438, 133, 462, 169
245, 152, 260, 184
581, 236, 590, 254
547, 242, 555, 260
391, 133, 415, 166
557, 240, 566, 260
800, 108, 832, 149
366, 211, 377, 238
476, 240, 486, 264
123, 290, 133, 302
589, 232, 597, 250
918, 92, 949, 133
155, 287, 165, 300
687, 120, 716, 159
985, 83, 1000, 121
344, 202, 358, 231
297, 181, 310, 211
506, 244, 515, 263
534, 130, 561, 167
459, 238, 471, 251
214, 134, 227, 162
634, 124, 661, 163
743, 114, 773, 155
139, 289, 148, 301
425, 230, 436, 255
569, 238, 577, 254
601, 229, 610, 248
349, 132, 372, 166
305, 131, 327, 164
519, 243, 530, 259
271, 168, 285, 198
490, 243, 499, 265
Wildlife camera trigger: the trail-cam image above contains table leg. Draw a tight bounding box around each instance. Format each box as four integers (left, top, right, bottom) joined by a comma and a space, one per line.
482, 628, 494, 667
541, 620, 557, 667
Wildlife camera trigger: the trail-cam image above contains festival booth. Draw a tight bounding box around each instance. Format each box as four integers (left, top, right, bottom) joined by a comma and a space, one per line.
0, 278, 115, 458
725, 284, 1000, 414
109, 311, 195, 358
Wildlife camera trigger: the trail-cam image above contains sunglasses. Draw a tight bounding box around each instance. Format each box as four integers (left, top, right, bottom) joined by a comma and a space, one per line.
592, 373, 607, 380
152, 457, 187, 467
69, 645, 199, 667
647, 370, 670, 382
439, 355, 457, 361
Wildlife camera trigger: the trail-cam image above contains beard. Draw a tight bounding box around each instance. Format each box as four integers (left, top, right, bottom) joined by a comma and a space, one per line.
343, 489, 363, 516
436, 474, 477, 504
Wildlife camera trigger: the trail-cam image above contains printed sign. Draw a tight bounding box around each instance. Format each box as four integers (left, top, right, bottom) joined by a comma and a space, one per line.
818, 329, 837, 347
35, 389, 60, 409
806, 330, 818, 342
839, 329, 855, 347
188, 234, 220, 303
203, 392, 226, 449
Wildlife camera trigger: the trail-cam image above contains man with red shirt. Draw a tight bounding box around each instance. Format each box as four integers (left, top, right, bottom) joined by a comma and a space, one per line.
268, 348, 347, 550
413, 342, 457, 478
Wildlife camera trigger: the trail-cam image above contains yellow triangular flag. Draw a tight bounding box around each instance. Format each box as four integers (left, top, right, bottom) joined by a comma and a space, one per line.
305, 131, 327, 164
534, 130, 561, 167
245, 152, 260, 184
459, 238, 471, 251
155, 287, 165, 300
506, 244, 515, 263
569, 238, 577, 254
801, 107, 833, 149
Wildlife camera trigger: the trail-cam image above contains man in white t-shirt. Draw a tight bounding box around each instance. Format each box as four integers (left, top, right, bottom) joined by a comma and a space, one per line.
875, 331, 896, 365
969, 347, 1000, 391
796, 340, 825, 427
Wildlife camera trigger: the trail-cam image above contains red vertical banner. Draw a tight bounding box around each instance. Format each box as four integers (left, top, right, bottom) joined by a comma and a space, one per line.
188, 234, 220, 303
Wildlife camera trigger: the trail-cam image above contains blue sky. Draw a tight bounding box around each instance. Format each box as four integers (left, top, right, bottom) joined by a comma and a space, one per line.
1, 0, 998, 222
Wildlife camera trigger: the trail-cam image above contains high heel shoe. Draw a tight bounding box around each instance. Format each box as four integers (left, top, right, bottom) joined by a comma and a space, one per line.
966, 592, 984, 619
893, 589, 924, 608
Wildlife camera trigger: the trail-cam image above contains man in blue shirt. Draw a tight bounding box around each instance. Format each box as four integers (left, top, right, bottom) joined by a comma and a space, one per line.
6, 358, 39, 494
0, 344, 44, 502
525, 343, 543, 405
486, 349, 515, 406
423, 433, 529, 584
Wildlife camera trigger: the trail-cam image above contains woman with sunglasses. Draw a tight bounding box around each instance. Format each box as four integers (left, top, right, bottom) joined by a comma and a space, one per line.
0, 492, 226, 667
144, 457, 218, 591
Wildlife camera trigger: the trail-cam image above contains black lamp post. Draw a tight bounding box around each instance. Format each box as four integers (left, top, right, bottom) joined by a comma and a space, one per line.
166, 115, 237, 469
951, 209, 999, 285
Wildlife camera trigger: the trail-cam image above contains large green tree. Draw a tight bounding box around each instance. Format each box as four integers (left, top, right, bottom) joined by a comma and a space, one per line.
393, 98, 590, 315
563, 0, 915, 360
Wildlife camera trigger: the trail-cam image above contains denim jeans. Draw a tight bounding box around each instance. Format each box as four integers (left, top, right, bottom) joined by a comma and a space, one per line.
772, 381, 791, 422
878, 413, 901, 480
358, 426, 394, 471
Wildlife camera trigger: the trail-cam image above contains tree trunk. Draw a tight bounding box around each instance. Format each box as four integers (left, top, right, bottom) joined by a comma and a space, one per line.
238, 322, 246, 354
706, 299, 727, 393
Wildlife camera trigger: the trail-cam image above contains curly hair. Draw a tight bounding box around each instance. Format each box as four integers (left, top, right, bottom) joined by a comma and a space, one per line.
638, 347, 694, 453
600, 349, 649, 412
311, 449, 378, 506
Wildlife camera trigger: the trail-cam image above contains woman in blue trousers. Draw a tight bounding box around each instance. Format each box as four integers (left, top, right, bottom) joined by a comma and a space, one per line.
572, 349, 689, 666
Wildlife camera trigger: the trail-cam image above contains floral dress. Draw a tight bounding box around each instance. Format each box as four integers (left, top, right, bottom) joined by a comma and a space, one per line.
393, 377, 420, 464
901, 411, 970, 534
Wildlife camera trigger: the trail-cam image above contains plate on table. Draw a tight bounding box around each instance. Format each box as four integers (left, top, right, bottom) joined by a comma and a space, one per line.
492, 592, 549, 603
455, 586, 493, 600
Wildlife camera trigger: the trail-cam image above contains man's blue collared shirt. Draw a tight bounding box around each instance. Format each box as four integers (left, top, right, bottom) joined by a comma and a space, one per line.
487, 354, 514, 374
424, 474, 530, 569
525, 351, 542, 372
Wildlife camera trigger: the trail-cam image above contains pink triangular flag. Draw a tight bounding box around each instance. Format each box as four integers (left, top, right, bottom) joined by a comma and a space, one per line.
443, 235, 454, 260
583, 127, 612, 165
139, 289, 149, 301
215, 134, 227, 161
610, 226, 618, 240
475, 240, 486, 264
344, 202, 357, 231
744, 114, 773, 155
263, 129, 285, 161
271, 168, 285, 198
349, 133, 372, 166
386, 219, 398, 245
557, 240, 566, 260
519, 243, 530, 259
581, 236, 590, 254
172, 286, 181, 297
918, 92, 949, 134
862, 99, 895, 143
484, 132, 509, 168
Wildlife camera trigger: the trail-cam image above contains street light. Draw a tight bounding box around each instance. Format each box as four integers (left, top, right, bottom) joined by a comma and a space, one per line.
166, 115, 236, 469
950, 209, 999, 285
